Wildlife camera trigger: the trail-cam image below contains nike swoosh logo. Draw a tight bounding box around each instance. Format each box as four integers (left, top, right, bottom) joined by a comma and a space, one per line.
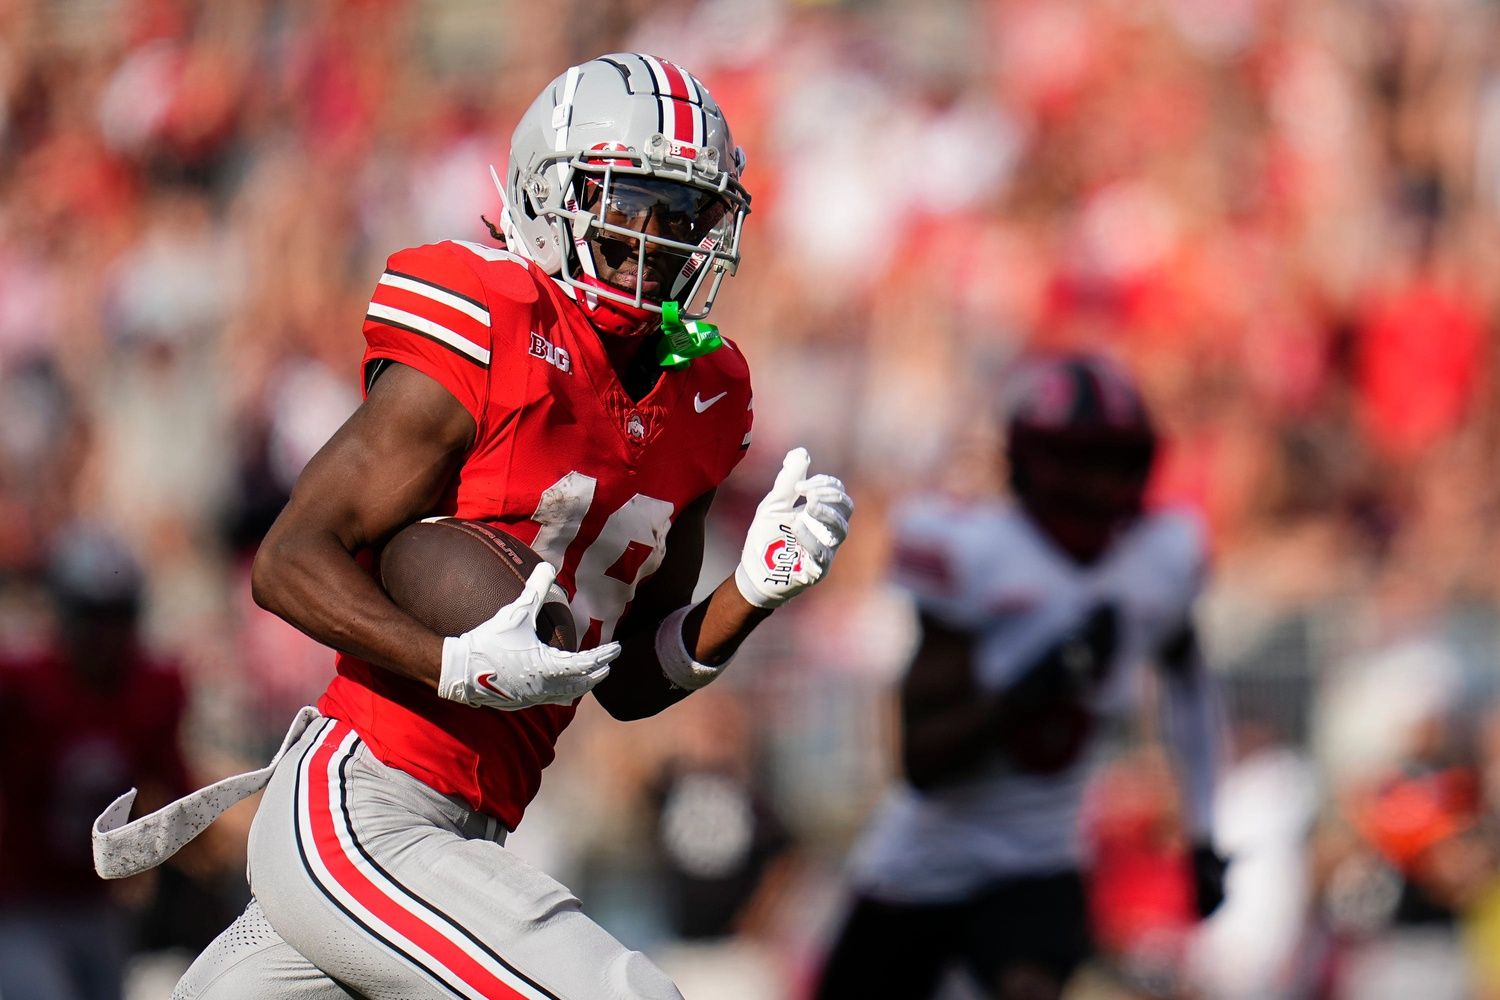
694, 391, 728, 413
476, 673, 512, 700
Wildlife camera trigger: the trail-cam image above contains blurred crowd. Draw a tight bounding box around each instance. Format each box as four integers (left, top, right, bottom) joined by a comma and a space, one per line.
6, 0, 1500, 997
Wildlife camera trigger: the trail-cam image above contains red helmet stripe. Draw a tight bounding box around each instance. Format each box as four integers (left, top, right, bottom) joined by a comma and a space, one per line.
659, 58, 706, 145
645, 54, 697, 144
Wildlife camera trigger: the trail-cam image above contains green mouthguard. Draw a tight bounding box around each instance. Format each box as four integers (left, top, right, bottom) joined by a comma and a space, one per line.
657, 301, 723, 369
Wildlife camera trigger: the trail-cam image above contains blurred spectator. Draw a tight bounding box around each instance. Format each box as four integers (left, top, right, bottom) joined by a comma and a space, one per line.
647, 694, 797, 1000
1184, 722, 1320, 1000
1084, 751, 1201, 995
1353, 239, 1484, 465
1321, 718, 1493, 1000
0, 526, 189, 1000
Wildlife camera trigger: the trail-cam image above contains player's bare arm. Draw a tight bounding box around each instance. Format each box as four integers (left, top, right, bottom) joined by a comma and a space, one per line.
251, 363, 476, 688
900, 615, 1003, 791
594, 489, 773, 720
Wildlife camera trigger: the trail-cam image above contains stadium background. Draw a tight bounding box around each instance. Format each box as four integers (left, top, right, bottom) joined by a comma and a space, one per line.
4, 0, 1500, 997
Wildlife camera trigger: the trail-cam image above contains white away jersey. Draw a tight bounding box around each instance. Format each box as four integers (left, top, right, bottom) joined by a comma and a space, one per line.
849, 497, 1206, 902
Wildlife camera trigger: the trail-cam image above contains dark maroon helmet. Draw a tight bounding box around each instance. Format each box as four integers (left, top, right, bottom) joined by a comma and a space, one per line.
1004, 353, 1157, 563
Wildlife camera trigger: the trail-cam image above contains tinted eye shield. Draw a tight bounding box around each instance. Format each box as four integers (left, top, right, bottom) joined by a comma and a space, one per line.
584, 176, 730, 243
567, 170, 738, 306
530, 148, 750, 316
582, 176, 729, 281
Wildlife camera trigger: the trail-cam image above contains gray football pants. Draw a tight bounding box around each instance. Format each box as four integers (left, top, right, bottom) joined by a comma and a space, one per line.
175, 715, 681, 1000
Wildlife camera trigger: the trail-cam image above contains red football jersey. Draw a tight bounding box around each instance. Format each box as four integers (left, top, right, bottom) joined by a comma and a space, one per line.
318, 240, 753, 829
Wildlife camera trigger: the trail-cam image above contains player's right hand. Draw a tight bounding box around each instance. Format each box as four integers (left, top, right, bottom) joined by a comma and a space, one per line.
438, 563, 619, 710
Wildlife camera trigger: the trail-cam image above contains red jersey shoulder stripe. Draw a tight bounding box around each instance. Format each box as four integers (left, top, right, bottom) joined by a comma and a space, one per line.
385, 243, 491, 300
367, 244, 493, 367
379, 271, 490, 325
365, 305, 491, 367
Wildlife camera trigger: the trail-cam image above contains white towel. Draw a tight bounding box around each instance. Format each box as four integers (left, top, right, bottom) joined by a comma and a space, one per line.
93, 706, 321, 879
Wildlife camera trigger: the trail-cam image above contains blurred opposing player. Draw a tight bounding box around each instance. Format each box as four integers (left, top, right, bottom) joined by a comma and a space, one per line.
93, 55, 852, 999
815, 353, 1223, 1000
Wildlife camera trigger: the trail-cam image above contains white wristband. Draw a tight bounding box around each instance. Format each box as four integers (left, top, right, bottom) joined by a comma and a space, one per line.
655, 605, 731, 690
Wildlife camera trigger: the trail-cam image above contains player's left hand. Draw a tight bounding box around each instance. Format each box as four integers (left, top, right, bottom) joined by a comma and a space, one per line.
734, 448, 853, 609
1191, 842, 1229, 918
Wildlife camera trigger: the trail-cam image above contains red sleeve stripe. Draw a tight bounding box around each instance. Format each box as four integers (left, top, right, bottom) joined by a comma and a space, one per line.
379, 271, 490, 325
366, 303, 491, 366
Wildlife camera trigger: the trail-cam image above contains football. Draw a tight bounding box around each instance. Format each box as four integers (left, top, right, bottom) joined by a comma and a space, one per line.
378, 518, 577, 651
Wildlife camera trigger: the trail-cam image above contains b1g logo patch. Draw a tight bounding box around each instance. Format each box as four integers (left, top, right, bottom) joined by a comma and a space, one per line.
761, 526, 801, 586
528, 332, 572, 373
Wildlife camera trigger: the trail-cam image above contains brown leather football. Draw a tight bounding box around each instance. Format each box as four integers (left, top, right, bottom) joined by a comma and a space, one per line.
378, 519, 577, 651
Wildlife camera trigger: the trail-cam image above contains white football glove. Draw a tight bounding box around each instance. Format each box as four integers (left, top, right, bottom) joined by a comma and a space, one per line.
734, 447, 854, 609
439, 563, 619, 710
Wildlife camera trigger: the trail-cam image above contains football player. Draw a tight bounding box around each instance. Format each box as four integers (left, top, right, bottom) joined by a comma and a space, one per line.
814, 353, 1223, 1000
93, 55, 852, 999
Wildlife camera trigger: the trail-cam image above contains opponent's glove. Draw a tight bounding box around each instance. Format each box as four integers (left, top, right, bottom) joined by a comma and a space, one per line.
735, 448, 853, 609
1191, 842, 1230, 918
439, 563, 619, 709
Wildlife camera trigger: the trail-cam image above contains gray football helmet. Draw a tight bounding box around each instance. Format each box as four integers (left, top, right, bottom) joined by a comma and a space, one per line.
498, 54, 750, 336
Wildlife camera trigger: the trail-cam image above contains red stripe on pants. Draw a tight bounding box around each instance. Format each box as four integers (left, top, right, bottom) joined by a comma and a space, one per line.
306, 721, 529, 1000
